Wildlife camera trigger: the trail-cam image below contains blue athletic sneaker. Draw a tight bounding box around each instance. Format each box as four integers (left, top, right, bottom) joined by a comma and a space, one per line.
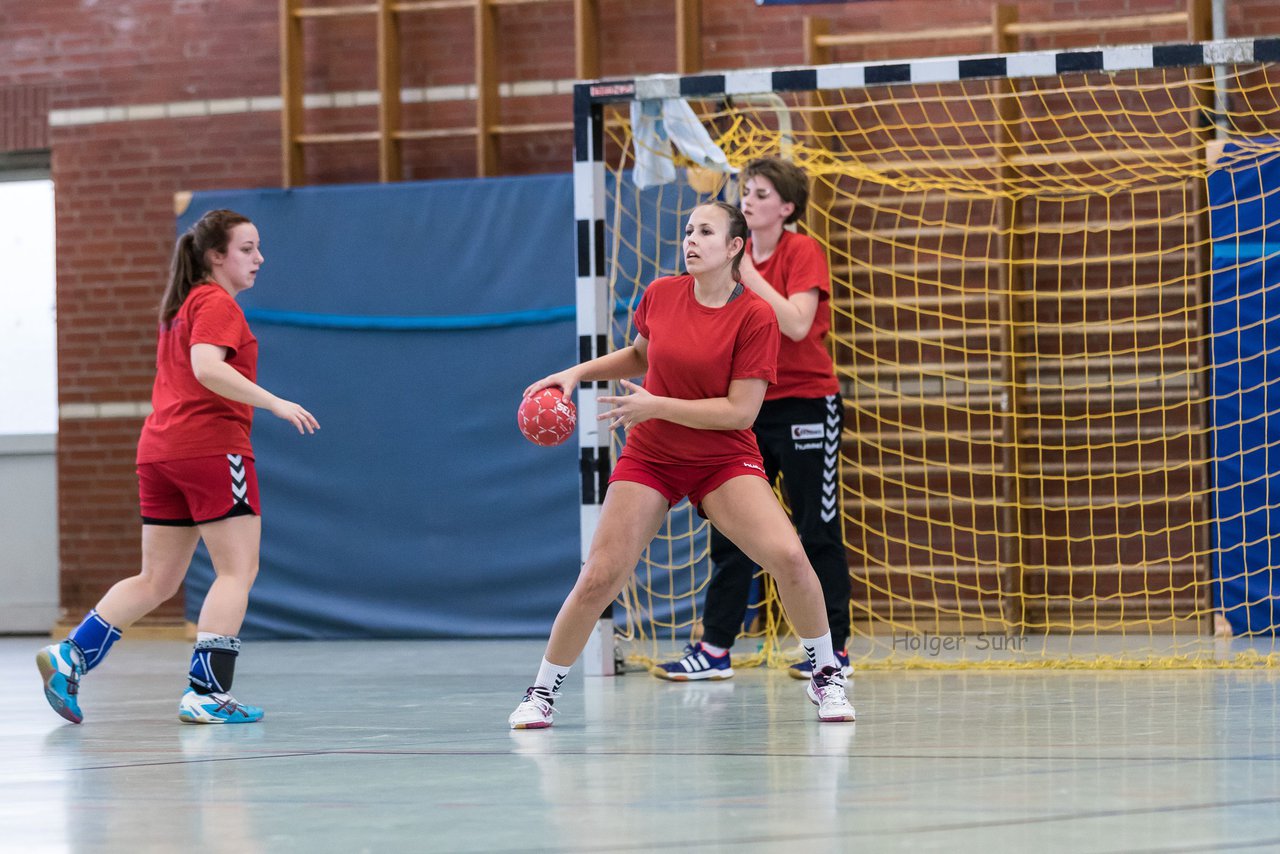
651, 643, 734, 681
788, 648, 852, 680
178, 688, 264, 724
37, 641, 85, 724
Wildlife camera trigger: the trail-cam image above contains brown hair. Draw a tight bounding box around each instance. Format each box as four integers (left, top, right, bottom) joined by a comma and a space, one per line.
159, 209, 252, 324
697, 201, 749, 280
741, 157, 809, 224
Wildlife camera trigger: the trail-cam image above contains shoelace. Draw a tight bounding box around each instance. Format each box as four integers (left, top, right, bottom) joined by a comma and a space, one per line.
813, 668, 851, 704
521, 689, 554, 716
207, 693, 247, 715
682, 643, 713, 663
63, 645, 85, 693
820, 681, 850, 705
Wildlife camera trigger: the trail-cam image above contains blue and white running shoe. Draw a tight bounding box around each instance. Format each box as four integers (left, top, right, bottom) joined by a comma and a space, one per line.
651, 643, 734, 681
788, 648, 852, 680
178, 688, 264, 724
37, 641, 85, 724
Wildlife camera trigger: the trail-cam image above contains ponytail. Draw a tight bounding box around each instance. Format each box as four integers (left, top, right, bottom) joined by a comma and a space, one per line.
158, 209, 252, 325
159, 233, 201, 325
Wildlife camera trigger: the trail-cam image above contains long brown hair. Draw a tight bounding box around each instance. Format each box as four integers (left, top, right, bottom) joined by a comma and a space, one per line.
159, 209, 252, 325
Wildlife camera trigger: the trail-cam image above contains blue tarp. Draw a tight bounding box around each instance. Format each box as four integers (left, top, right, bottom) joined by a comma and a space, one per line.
179, 176, 582, 638
1209, 142, 1280, 636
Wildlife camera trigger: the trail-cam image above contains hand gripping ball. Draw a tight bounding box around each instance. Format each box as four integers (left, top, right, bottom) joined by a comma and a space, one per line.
518, 387, 577, 447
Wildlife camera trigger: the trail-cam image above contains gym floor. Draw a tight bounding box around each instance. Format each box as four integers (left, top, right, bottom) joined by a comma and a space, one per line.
4, 637, 1279, 852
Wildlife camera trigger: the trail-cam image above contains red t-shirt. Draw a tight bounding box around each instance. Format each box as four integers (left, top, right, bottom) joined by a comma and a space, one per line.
620, 275, 779, 467
136, 283, 257, 463
748, 230, 840, 400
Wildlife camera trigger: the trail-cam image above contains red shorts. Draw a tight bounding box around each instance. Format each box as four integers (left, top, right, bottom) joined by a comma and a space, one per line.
609, 454, 768, 516
138, 454, 260, 526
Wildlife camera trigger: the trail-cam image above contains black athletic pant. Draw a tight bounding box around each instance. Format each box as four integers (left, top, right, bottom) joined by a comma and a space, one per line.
701, 394, 851, 650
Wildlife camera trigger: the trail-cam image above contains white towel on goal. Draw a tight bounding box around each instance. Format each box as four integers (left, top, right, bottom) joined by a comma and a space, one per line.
630, 99, 735, 189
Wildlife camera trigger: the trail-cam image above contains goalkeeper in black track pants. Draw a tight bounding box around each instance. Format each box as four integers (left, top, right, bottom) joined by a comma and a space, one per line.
653, 157, 852, 682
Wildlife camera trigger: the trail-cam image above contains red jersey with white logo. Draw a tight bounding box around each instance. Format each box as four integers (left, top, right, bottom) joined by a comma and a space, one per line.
136, 283, 257, 463
621, 275, 779, 467
747, 230, 840, 400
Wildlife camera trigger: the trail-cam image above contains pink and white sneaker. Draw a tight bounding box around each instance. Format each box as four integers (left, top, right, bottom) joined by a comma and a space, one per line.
806, 665, 855, 722
508, 687, 556, 729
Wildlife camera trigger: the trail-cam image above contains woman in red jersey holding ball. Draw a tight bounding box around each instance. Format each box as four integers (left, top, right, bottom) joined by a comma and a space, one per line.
653, 157, 853, 684
509, 201, 854, 729
37, 209, 318, 726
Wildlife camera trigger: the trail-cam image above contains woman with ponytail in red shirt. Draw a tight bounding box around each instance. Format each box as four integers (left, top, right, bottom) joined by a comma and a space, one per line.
38, 209, 319, 725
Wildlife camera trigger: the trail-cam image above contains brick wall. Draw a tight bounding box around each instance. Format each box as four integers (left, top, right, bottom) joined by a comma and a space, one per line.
0, 0, 1273, 626
0, 84, 49, 151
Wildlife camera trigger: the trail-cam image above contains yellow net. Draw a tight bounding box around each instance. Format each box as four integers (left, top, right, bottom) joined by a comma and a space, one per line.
602, 59, 1280, 669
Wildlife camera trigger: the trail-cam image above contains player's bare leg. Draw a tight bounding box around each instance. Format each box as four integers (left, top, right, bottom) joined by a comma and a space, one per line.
178, 515, 264, 724
510, 481, 668, 728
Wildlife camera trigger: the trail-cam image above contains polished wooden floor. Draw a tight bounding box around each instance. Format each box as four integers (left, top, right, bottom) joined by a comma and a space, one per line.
4, 637, 1279, 852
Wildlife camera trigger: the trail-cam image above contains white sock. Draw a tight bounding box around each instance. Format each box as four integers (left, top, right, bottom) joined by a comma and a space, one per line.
799, 632, 838, 671
699, 642, 728, 657
534, 658, 570, 696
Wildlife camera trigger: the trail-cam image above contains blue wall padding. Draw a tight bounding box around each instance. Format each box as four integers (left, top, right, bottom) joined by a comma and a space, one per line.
1209, 142, 1280, 636
179, 176, 582, 638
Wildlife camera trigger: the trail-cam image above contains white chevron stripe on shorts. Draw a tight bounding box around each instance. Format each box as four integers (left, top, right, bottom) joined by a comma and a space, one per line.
228, 454, 248, 502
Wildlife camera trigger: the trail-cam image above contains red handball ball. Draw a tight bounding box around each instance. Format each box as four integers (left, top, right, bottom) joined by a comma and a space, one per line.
518, 387, 577, 447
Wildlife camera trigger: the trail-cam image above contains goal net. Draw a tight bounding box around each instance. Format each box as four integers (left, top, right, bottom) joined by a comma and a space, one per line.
573, 39, 1280, 669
